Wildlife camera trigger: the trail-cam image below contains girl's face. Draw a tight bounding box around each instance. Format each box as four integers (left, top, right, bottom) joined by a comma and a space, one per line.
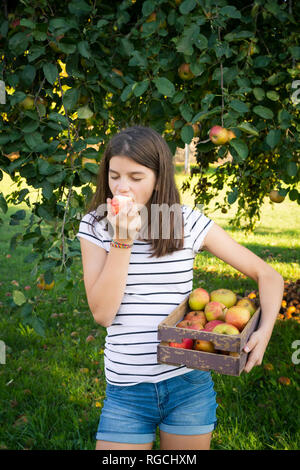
108, 156, 157, 206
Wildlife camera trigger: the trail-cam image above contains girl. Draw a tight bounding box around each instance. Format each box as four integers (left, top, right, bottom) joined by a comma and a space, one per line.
76, 125, 284, 450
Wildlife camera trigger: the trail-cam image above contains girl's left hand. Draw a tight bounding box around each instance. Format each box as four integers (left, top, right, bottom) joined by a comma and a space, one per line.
243, 328, 271, 373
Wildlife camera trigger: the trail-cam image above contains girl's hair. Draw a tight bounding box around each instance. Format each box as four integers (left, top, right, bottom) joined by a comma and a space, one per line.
85, 125, 184, 258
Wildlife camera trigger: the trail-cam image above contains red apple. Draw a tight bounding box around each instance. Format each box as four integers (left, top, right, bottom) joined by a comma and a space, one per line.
184, 310, 206, 326
169, 338, 194, 349
212, 323, 240, 335
176, 320, 196, 329
178, 63, 195, 80
210, 288, 237, 308
204, 301, 227, 321
225, 306, 250, 331
204, 320, 224, 332
209, 126, 229, 145
188, 288, 210, 311
194, 340, 215, 353
189, 321, 204, 331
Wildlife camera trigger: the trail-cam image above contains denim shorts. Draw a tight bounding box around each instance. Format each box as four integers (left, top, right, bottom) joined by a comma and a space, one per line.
96, 369, 218, 444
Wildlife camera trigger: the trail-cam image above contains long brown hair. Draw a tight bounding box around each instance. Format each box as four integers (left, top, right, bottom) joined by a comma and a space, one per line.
85, 125, 184, 258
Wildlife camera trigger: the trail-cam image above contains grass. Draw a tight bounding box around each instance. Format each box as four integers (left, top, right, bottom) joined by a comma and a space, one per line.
0, 167, 299, 450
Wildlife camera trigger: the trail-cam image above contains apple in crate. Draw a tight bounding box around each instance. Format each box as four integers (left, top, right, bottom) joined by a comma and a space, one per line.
184, 310, 206, 326
236, 297, 256, 317
204, 320, 224, 332
204, 301, 227, 321
194, 340, 215, 353
169, 338, 194, 349
188, 288, 210, 311
225, 306, 250, 331
212, 323, 240, 335
210, 289, 237, 308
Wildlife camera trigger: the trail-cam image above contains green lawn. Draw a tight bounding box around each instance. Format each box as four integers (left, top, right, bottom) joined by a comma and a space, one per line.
0, 168, 299, 450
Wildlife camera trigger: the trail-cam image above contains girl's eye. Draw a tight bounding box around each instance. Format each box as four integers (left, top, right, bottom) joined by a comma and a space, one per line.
110, 176, 142, 181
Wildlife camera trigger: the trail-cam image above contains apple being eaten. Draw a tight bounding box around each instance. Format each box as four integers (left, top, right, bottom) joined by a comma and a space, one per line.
111, 195, 133, 215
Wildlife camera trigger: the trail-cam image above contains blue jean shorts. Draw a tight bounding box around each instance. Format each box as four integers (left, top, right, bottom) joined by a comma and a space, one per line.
96, 369, 218, 444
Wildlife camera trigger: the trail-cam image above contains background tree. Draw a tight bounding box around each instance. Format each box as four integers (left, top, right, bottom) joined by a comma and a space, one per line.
0, 0, 299, 333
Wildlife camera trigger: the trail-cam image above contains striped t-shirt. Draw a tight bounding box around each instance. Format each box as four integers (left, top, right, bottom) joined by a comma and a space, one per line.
76, 204, 214, 386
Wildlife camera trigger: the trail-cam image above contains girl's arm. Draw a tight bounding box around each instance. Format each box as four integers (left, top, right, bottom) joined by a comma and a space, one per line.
202, 223, 284, 373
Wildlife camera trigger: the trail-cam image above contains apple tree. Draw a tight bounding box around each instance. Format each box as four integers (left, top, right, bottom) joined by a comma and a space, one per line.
0, 0, 299, 333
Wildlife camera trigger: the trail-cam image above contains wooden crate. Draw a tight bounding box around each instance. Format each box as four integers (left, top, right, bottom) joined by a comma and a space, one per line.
157, 296, 261, 376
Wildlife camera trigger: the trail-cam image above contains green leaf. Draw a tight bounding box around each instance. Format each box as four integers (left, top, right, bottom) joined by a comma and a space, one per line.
289, 188, 299, 201
180, 125, 194, 144
227, 187, 238, 205
153, 77, 175, 97
22, 119, 40, 134
78, 41, 91, 59
77, 105, 94, 119
179, 103, 193, 122
179, 0, 197, 15
253, 87, 265, 101
229, 99, 249, 114
229, 139, 248, 160
63, 88, 80, 111
266, 91, 279, 101
176, 24, 200, 56
142, 0, 155, 16
0, 193, 8, 213
132, 80, 149, 97
220, 5, 241, 19
287, 162, 298, 177
237, 122, 259, 136
43, 63, 58, 85
13, 290, 26, 306
253, 106, 274, 120
120, 84, 133, 102
20, 65, 36, 86
265, 129, 281, 148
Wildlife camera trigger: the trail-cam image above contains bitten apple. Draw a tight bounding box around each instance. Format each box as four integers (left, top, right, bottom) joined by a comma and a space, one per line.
188, 288, 210, 311
225, 306, 250, 331
111, 195, 133, 215
169, 338, 194, 349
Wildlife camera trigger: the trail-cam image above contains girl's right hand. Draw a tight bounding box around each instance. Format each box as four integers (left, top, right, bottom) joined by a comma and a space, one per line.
106, 197, 142, 244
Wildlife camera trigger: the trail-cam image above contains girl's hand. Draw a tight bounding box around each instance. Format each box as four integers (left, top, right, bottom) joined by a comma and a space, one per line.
106, 197, 142, 243
243, 328, 271, 373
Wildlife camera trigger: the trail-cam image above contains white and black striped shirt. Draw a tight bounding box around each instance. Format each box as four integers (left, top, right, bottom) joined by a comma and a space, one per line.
76, 205, 214, 386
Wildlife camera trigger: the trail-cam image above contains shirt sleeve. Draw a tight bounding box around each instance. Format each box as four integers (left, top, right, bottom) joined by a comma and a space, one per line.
187, 207, 215, 254
75, 212, 106, 250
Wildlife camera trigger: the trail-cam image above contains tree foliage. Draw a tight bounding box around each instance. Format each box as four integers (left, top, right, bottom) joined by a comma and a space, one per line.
0, 0, 299, 333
